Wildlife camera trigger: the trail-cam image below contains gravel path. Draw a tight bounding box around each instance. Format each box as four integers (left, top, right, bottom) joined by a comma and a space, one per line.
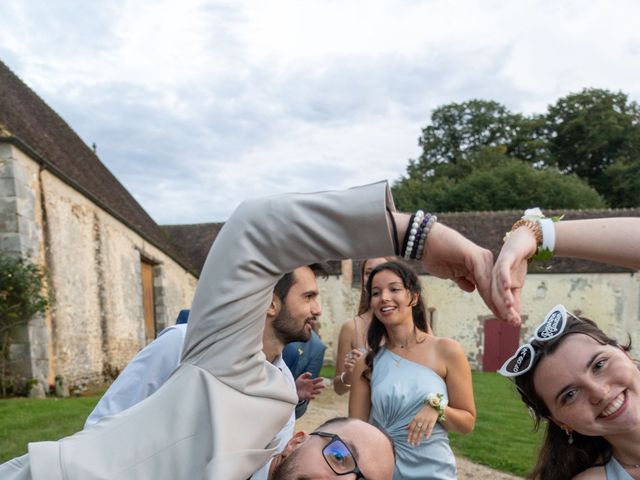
295, 382, 522, 480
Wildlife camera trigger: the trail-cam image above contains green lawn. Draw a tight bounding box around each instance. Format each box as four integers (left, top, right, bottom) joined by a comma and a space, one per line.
0, 395, 100, 462
449, 372, 544, 477
0, 372, 542, 476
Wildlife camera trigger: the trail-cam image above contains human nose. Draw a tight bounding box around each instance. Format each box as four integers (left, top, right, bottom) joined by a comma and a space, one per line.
311, 298, 322, 316
587, 378, 609, 405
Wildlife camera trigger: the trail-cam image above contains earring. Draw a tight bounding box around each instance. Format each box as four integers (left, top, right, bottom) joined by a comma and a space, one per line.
562, 427, 574, 445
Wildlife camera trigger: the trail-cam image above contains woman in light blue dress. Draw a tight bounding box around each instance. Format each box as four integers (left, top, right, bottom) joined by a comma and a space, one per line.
349, 261, 476, 479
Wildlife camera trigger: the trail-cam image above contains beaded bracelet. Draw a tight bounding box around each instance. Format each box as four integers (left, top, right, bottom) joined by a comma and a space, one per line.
403, 210, 425, 259
416, 215, 437, 261
402, 210, 437, 260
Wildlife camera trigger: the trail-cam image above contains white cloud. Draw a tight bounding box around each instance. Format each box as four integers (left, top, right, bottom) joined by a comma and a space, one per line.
1, 0, 639, 223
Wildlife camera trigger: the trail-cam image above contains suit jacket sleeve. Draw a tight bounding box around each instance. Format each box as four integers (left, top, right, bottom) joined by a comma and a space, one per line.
84, 325, 186, 428
181, 181, 396, 399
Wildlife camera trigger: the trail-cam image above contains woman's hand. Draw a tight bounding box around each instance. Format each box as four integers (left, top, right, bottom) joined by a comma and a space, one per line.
343, 348, 364, 375
491, 226, 538, 325
406, 404, 439, 446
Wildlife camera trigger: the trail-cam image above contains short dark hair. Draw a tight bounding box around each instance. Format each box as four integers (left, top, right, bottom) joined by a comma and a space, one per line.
273, 263, 329, 301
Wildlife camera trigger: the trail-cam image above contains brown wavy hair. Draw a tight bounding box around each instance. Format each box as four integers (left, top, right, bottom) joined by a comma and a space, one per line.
513, 315, 632, 480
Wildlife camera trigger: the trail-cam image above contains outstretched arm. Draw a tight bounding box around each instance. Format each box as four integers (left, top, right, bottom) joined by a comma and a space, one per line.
492, 217, 640, 324
395, 214, 497, 318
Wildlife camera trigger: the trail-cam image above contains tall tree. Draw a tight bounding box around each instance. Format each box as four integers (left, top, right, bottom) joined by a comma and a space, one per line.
408, 100, 524, 180
393, 151, 605, 212
545, 88, 640, 206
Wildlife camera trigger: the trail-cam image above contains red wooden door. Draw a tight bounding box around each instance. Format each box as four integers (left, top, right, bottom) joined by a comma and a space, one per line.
483, 318, 520, 372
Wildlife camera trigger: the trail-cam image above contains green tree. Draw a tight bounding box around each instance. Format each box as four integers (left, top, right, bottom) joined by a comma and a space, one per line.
393, 153, 606, 212
0, 254, 50, 395
545, 88, 640, 206
407, 99, 549, 182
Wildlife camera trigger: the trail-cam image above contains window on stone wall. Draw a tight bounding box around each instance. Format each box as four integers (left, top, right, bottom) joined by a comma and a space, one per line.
140, 260, 156, 342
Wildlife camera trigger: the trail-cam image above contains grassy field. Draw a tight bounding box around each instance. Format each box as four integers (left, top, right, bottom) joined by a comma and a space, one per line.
450, 372, 544, 477
0, 395, 100, 462
0, 372, 542, 475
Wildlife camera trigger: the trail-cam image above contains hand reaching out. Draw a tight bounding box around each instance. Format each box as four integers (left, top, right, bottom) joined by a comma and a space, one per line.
295, 372, 325, 401
421, 223, 499, 319
491, 226, 538, 325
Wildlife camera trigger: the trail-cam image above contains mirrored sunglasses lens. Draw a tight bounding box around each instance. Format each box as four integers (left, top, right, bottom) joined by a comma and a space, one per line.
536, 309, 565, 340
504, 345, 533, 375
324, 440, 355, 473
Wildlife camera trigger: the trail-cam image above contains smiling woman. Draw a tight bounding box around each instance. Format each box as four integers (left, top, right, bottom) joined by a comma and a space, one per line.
500, 305, 640, 480
348, 260, 476, 479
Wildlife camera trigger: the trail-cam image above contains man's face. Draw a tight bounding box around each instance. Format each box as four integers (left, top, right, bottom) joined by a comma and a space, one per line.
271, 419, 395, 480
272, 266, 321, 344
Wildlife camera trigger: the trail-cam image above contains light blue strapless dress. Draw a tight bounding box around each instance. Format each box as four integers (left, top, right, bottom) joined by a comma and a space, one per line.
369, 348, 457, 480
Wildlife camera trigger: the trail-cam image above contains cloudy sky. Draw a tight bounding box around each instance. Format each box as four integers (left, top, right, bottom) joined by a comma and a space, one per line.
2, 0, 639, 223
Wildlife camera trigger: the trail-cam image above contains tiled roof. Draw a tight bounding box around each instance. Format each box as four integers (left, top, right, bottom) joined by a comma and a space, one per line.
0, 60, 196, 275
160, 223, 224, 276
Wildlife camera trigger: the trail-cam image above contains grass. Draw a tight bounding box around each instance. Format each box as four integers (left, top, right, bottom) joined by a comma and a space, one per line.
0, 372, 542, 476
0, 395, 100, 462
319, 364, 336, 379
449, 372, 544, 477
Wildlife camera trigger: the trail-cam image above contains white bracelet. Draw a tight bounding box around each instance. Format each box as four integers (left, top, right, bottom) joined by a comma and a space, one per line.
340, 371, 351, 387
538, 217, 556, 253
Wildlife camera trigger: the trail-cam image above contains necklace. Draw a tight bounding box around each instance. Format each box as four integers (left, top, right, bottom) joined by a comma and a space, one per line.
616, 457, 640, 470
386, 349, 404, 367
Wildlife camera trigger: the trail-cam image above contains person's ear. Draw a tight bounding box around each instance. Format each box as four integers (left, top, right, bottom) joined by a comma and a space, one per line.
268, 431, 308, 477
267, 294, 282, 318
409, 292, 419, 307
280, 431, 308, 458
548, 416, 571, 432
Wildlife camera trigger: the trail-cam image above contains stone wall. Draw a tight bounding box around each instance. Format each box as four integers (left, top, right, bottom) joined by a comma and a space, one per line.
0, 144, 49, 390
317, 271, 640, 370
0, 144, 198, 391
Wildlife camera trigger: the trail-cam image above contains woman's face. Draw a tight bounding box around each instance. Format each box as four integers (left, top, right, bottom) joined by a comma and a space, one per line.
362, 258, 389, 287
369, 269, 417, 327
533, 333, 640, 439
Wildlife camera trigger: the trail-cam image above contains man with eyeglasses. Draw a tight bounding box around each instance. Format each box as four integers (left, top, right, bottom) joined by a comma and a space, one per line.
269, 417, 395, 480
0, 181, 494, 480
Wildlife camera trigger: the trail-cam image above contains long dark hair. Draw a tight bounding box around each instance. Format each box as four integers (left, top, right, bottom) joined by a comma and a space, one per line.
514, 315, 631, 480
363, 261, 429, 375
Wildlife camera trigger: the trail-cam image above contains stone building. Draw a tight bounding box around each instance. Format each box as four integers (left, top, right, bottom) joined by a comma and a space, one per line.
0, 61, 198, 392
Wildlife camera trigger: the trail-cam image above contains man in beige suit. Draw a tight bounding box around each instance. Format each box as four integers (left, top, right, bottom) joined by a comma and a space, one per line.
0, 181, 495, 480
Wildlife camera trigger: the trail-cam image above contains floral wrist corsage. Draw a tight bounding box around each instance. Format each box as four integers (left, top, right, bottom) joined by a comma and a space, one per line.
425, 393, 448, 422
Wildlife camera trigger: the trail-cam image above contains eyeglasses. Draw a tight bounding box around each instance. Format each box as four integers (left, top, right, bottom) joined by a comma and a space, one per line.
499, 304, 574, 377
310, 431, 366, 479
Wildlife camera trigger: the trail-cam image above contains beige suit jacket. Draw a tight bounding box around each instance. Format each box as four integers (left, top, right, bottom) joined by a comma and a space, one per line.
0, 181, 395, 480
